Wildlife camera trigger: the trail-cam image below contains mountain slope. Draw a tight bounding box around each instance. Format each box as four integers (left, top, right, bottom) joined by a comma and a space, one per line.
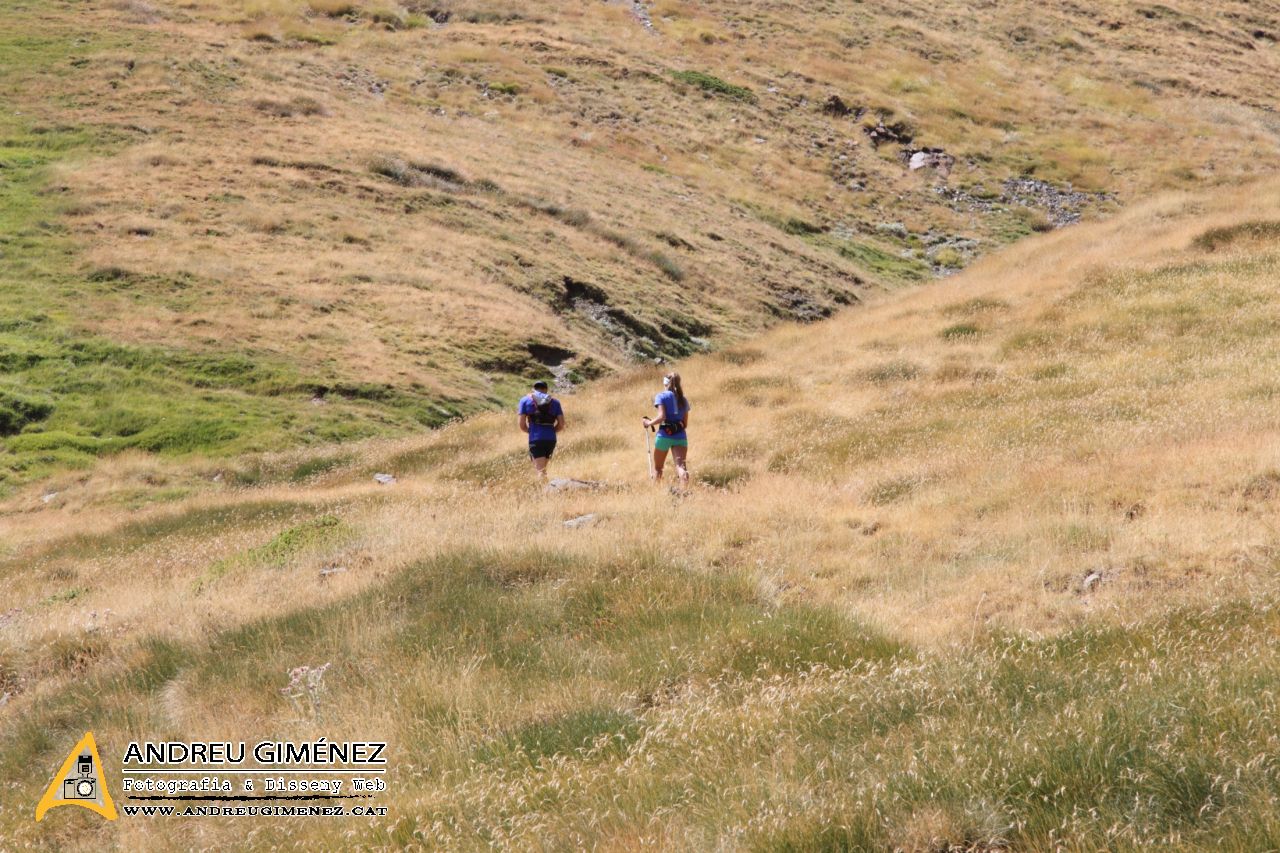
2, 0, 1278, 486
5, 177, 1280, 849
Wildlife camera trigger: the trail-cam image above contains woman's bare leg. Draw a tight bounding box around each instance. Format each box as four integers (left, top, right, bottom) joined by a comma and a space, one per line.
671, 445, 689, 486
651, 448, 668, 481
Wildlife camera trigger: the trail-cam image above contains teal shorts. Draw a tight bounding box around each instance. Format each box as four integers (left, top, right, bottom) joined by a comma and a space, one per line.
654, 435, 688, 451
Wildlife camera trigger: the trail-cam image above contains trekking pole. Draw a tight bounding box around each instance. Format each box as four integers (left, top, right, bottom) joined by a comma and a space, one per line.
644, 423, 655, 479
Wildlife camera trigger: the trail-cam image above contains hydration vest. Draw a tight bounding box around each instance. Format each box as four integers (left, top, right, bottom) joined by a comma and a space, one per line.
530, 397, 558, 427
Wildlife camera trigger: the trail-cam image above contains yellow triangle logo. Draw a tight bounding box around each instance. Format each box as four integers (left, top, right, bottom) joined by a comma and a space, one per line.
35, 731, 118, 822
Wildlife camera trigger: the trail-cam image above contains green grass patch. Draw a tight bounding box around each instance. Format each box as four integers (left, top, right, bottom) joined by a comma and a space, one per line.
196, 513, 349, 591
0, 27, 470, 490
833, 239, 930, 282
670, 70, 756, 103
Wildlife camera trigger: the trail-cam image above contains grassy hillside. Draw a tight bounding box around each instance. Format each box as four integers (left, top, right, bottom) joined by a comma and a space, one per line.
5, 178, 1280, 849
2, 0, 1279, 486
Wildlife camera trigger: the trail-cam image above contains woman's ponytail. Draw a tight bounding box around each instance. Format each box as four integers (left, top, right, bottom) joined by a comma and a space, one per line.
667, 372, 688, 411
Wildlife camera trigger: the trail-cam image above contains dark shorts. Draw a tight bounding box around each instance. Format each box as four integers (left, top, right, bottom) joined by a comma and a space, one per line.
529, 440, 557, 460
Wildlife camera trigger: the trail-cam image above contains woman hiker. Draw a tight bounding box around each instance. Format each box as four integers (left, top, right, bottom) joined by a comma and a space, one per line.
518, 380, 564, 481
641, 371, 691, 487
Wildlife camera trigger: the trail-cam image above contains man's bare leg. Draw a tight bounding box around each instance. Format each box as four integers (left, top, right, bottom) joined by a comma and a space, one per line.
532, 455, 549, 482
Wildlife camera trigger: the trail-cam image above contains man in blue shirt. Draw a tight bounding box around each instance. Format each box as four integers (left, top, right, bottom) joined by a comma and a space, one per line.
517, 380, 565, 481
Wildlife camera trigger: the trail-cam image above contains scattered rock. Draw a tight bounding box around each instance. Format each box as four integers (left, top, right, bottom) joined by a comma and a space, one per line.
563, 513, 598, 529
310, 395, 327, 406
546, 478, 603, 493
863, 119, 913, 148
1082, 571, 1103, 592
373, 473, 396, 485
1002, 177, 1111, 226
934, 178, 1111, 228
337, 65, 388, 97
906, 147, 955, 177
41, 492, 59, 504
319, 566, 347, 577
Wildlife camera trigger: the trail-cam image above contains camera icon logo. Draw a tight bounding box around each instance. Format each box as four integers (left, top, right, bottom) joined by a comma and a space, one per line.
36, 732, 117, 822
61, 755, 97, 800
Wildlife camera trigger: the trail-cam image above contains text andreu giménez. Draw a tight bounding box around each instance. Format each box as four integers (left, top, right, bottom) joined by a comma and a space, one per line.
122, 740, 387, 766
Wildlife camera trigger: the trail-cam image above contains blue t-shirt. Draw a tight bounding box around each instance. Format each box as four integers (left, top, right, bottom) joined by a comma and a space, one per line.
653, 390, 690, 439
519, 395, 562, 443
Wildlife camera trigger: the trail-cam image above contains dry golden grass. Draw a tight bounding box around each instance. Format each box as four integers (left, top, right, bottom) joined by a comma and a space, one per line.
7, 0, 1280, 847
6, 177, 1280, 848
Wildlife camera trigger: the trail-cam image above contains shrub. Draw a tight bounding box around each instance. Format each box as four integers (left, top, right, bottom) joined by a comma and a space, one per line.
944, 297, 1009, 317
649, 251, 685, 282
87, 266, 133, 283
289, 454, 351, 482
941, 323, 981, 341
307, 0, 357, 15
782, 217, 823, 236
861, 359, 920, 383
656, 231, 695, 250
369, 156, 466, 188
932, 247, 964, 269
697, 463, 751, 490
367, 4, 407, 27
597, 228, 640, 253
716, 347, 764, 366
1013, 206, 1055, 233
867, 475, 921, 506
670, 70, 756, 103
253, 97, 328, 117
556, 208, 591, 228
721, 375, 797, 394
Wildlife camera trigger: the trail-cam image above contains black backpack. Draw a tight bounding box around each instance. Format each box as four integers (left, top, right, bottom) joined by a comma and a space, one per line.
530, 396, 558, 427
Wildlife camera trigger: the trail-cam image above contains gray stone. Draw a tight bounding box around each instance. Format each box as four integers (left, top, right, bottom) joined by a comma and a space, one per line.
546, 478, 603, 493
